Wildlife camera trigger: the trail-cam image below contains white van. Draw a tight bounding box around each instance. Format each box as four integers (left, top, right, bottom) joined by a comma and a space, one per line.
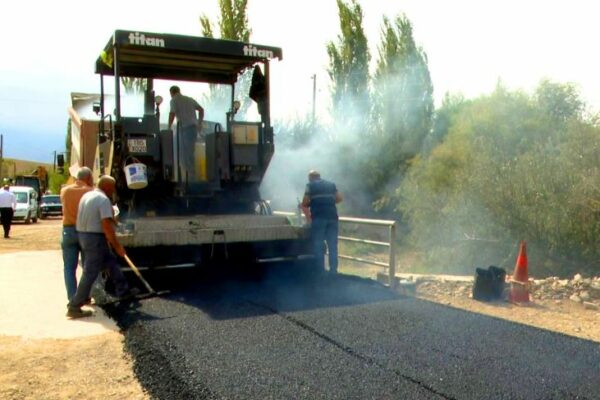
11, 186, 39, 224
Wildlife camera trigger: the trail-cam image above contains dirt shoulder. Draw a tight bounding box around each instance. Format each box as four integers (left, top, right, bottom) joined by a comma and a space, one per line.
396, 274, 600, 343
0, 219, 148, 400
0, 333, 146, 400
418, 288, 600, 343
0, 217, 63, 254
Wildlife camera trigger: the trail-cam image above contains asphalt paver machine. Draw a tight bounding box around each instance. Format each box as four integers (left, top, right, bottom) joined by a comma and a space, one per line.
92, 30, 309, 269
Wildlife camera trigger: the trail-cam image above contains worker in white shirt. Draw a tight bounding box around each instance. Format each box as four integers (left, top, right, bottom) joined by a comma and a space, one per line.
0, 182, 17, 238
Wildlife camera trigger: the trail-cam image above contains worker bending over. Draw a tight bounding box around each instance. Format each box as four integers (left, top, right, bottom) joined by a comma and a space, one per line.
66, 176, 137, 319
302, 170, 343, 274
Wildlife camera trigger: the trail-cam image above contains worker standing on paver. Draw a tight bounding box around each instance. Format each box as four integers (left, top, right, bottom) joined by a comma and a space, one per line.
301, 170, 343, 274
60, 167, 93, 300
0, 182, 16, 239
66, 176, 136, 319
168, 85, 204, 181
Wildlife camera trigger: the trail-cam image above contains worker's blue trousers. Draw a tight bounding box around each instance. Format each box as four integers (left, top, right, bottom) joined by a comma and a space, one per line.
61, 226, 82, 300
311, 218, 339, 273
67, 232, 129, 309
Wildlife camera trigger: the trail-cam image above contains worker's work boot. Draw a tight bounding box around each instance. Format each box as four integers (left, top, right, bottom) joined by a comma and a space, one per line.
66, 307, 93, 319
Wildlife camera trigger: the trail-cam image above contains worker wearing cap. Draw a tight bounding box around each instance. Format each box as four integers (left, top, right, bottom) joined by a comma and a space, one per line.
301, 170, 343, 274
168, 85, 204, 181
60, 167, 94, 300
0, 182, 16, 238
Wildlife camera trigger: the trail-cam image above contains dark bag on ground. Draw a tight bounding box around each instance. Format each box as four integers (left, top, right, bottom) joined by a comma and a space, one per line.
472, 265, 506, 301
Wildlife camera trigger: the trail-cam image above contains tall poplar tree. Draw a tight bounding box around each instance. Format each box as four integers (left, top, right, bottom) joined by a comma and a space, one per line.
372, 15, 433, 151
200, 0, 251, 41
369, 14, 434, 212
326, 0, 370, 135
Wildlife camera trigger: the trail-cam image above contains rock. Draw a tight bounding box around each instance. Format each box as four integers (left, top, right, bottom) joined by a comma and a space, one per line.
570, 294, 582, 303
583, 302, 599, 311
573, 273, 583, 282
579, 291, 591, 301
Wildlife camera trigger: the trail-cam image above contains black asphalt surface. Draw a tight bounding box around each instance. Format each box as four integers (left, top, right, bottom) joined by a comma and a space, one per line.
107, 265, 600, 400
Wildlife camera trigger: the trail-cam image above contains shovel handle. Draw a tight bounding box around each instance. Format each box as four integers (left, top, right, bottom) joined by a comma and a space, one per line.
124, 255, 155, 293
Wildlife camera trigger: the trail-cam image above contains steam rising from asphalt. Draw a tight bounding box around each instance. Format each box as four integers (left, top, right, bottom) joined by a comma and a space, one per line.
260, 117, 371, 213
260, 131, 336, 211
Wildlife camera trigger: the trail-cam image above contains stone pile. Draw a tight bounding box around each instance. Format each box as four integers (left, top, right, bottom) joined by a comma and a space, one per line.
413, 273, 600, 310
415, 279, 472, 298
530, 274, 600, 310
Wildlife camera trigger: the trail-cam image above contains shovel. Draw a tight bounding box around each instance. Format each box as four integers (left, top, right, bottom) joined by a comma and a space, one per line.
123, 254, 170, 299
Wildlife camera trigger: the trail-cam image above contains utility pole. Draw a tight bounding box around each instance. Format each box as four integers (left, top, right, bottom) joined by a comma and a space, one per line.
311, 74, 317, 125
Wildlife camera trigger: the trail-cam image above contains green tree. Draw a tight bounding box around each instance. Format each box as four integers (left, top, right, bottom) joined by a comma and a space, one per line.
398, 82, 600, 277
422, 93, 466, 154
535, 79, 584, 123
326, 0, 370, 134
369, 14, 434, 213
200, 0, 251, 41
121, 77, 147, 94
49, 170, 68, 194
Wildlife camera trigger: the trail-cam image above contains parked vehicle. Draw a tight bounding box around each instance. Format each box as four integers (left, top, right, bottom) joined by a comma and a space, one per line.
40, 194, 63, 218
11, 186, 39, 224
13, 166, 49, 218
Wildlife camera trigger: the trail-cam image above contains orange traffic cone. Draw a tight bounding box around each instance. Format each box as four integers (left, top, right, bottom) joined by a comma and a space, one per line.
510, 241, 530, 303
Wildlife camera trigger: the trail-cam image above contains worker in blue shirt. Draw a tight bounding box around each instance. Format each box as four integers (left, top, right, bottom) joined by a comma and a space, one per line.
301, 170, 343, 274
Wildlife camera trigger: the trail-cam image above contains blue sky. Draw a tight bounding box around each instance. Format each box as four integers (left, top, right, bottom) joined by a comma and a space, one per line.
2, 0, 600, 162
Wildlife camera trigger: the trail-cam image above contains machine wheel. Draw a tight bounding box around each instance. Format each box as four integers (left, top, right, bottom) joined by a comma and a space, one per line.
24, 212, 31, 224
32, 213, 38, 223
41, 213, 47, 219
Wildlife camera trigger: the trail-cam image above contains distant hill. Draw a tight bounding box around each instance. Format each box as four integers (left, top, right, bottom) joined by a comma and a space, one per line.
1, 158, 54, 179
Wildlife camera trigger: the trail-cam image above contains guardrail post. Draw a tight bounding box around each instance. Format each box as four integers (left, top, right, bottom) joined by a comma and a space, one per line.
388, 222, 397, 289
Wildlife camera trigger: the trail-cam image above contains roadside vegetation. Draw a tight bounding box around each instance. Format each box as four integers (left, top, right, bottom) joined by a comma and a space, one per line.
272, 0, 600, 277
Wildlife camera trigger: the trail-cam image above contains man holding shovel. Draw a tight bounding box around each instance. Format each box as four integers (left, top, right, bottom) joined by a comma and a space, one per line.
66, 175, 137, 319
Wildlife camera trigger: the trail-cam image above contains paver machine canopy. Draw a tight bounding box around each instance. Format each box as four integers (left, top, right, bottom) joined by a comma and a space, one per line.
95, 30, 283, 218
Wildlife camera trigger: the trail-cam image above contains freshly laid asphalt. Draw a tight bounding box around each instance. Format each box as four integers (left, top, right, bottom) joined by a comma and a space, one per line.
107, 265, 600, 400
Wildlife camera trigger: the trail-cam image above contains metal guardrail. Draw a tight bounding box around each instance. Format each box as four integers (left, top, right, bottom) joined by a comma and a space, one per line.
274, 211, 397, 288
